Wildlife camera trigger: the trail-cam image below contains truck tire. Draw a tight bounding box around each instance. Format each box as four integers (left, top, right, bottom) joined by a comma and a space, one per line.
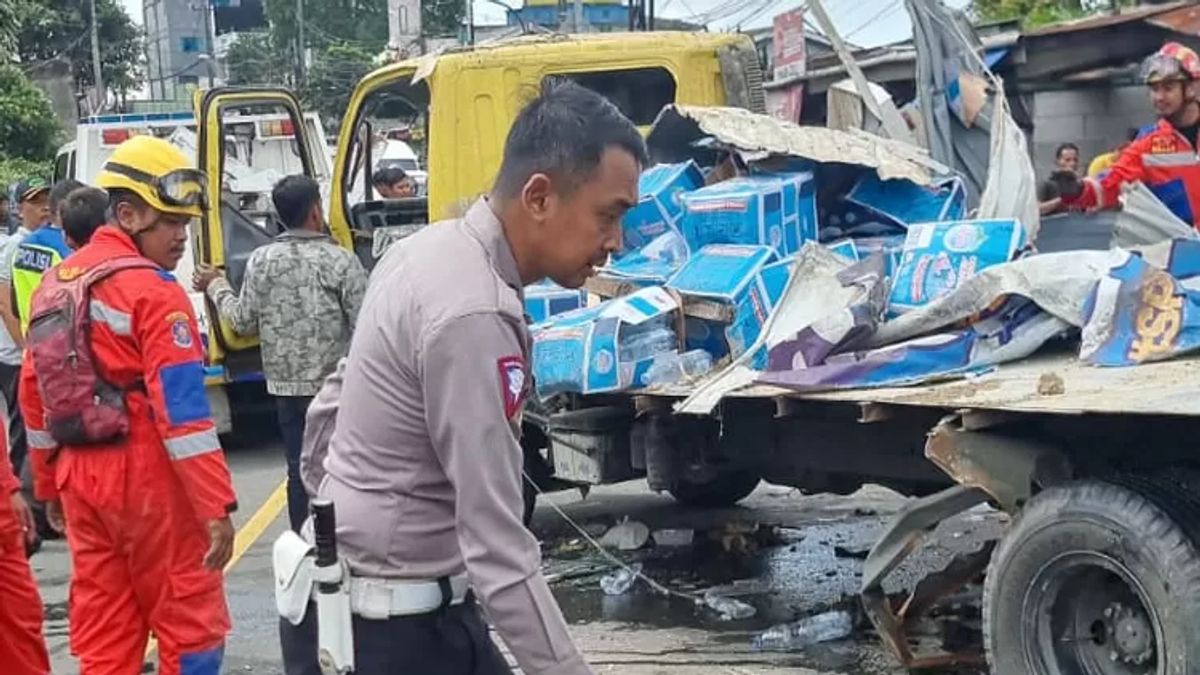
667, 470, 760, 508
984, 479, 1200, 675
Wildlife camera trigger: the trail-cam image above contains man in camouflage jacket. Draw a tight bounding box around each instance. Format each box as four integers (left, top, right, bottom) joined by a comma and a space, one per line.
194, 175, 367, 531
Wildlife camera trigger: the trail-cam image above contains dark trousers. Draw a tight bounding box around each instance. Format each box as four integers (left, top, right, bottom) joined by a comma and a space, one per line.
0, 361, 27, 479
275, 395, 313, 533
280, 596, 512, 675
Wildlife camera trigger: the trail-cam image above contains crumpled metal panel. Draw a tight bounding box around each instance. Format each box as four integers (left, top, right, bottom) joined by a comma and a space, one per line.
647, 104, 941, 186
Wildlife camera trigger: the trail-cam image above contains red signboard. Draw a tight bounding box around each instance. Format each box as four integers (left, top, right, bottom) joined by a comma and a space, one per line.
773, 8, 807, 82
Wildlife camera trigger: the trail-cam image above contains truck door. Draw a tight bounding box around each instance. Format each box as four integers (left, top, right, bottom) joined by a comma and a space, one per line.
194, 87, 319, 377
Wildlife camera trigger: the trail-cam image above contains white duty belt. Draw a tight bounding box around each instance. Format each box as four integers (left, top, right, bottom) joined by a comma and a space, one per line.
273, 529, 469, 625
346, 574, 470, 620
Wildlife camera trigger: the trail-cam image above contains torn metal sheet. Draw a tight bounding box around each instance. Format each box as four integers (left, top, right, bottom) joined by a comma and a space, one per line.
1113, 181, 1198, 248
906, 0, 993, 206
647, 105, 943, 186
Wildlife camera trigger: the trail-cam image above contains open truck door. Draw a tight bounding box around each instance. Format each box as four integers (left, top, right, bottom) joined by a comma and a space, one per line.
193, 87, 320, 378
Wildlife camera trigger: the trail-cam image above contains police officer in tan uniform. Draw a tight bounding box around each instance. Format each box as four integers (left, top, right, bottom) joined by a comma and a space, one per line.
286, 80, 646, 674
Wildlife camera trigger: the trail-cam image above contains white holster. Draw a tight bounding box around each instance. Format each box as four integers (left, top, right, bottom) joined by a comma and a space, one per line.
272, 530, 355, 673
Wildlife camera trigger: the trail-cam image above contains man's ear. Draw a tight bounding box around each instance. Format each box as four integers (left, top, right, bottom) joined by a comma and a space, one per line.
520, 173, 555, 221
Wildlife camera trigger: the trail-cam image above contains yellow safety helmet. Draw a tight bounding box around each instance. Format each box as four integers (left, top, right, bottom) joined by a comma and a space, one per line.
96, 135, 207, 219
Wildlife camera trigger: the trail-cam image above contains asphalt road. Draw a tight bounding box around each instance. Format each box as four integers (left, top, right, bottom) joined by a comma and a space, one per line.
29, 438, 1002, 674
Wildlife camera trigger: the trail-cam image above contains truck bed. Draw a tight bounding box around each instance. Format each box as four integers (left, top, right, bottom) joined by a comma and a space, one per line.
658, 345, 1200, 417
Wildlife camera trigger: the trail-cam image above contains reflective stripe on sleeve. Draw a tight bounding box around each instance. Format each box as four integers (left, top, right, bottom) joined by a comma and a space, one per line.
164, 428, 221, 460
26, 428, 59, 450
1142, 152, 1200, 168
90, 300, 133, 335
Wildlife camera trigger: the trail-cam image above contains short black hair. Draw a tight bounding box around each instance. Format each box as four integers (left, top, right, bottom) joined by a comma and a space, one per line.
61, 187, 108, 247
372, 167, 408, 187
272, 175, 321, 230
1055, 142, 1079, 159
50, 179, 85, 216
493, 79, 648, 198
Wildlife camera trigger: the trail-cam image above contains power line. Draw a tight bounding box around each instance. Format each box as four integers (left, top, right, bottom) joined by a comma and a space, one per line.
843, 0, 902, 40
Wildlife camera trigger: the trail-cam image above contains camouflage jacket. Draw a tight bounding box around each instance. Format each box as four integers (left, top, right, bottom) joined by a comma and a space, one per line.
207, 229, 368, 396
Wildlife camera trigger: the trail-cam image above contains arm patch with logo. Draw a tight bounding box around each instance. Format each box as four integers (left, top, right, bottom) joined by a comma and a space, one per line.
497, 356, 527, 420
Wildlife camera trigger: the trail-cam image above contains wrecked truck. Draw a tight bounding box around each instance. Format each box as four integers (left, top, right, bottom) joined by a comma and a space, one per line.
522, 102, 1200, 673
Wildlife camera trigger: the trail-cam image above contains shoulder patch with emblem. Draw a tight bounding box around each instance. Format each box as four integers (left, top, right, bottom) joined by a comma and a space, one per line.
497, 356, 527, 419
167, 312, 194, 349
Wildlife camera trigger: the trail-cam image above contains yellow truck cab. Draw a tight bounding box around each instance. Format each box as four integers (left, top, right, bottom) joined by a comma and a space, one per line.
193, 31, 764, 376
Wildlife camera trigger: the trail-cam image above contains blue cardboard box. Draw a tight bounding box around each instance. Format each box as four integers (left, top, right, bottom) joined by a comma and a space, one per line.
889, 219, 1027, 314
602, 230, 690, 285
847, 174, 966, 229
525, 281, 587, 324
679, 173, 817, 258
667, 245, 788, 361
531, 286, 679, 396
621, 161, 704, 253
825, 239, 860, 262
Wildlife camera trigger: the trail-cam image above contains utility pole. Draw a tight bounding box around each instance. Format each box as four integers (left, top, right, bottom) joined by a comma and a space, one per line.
572, 0, 583, 32
88, 0, 103, 112
201, 0, 215, 88
296, 0, 306, 85
466, 0, 475, 45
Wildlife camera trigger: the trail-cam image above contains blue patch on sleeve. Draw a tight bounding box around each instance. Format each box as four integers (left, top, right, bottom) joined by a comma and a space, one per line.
180, 645, 224, 675
160, 360, 211, 425
156, 269, 176, 282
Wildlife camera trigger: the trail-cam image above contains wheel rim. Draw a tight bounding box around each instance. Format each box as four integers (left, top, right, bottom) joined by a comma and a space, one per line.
1022, 551, 1164, 675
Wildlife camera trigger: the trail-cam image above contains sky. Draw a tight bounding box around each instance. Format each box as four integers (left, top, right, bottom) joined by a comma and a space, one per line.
118, 0, 973, 49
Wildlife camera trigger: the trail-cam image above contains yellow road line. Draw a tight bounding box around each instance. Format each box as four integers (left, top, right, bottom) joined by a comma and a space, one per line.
145, 479, 289, 659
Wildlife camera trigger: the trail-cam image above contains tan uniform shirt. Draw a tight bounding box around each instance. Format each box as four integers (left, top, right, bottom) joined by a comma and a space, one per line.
315, 200, 591, 675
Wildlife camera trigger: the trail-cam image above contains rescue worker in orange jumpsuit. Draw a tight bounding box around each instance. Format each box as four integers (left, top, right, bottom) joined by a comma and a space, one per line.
22, 135, 237, 675
0, 424, 50, 675
1068, 43, 1200, 227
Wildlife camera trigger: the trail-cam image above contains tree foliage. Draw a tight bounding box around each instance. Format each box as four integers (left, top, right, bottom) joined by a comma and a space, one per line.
301, 42, 376, 128
970, 0, 1137, 27
225, 31, 292, 87
0, 63, 60, 162
14, 0, 143, 96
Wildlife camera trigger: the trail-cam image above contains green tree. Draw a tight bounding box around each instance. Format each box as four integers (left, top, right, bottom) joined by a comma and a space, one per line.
0, 63, 60, 161
970, 0, 1136, 27
14, 0, 143, 96
301, 42, 376, 127
225, 31, 292, 86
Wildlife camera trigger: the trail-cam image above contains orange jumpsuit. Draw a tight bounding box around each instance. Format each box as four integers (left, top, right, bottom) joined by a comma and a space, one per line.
22, 225, 237, 675
0, 430, 50, 675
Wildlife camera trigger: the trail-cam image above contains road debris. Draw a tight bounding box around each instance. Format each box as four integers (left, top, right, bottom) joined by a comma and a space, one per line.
751, 610, 855, 652
652, 528, 695, 547
599, 562, 643, 596
834, 545, 871, 559
600, 518, 651, 551
701, 590, 757, 621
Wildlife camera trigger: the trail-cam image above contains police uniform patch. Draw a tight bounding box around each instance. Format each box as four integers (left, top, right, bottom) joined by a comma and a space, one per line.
497, 356, 526, 420
171, 319, 193, 349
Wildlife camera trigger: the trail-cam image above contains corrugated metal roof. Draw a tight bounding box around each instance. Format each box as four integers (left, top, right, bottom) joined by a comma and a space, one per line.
647, 105, 944, 184
1026, 1, 1190, 37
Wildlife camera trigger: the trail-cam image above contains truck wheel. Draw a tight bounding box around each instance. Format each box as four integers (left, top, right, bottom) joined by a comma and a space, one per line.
667, 470, 760, 508
984, 479, 1200, 675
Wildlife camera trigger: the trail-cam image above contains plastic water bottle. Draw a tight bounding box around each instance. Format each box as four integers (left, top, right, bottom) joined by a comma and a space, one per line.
644, 349, 714, 385
599, 563, 642, 596
619, 327, 676, 363
750, 610, 854, 651
702, 592, 757, 621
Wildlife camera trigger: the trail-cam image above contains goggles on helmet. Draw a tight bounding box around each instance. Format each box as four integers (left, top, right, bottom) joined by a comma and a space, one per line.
1142, 53, 1192, 84
103, 162, 208, 211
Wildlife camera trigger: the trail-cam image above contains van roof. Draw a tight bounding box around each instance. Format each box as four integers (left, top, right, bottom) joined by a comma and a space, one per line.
375, 31, 751, 78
